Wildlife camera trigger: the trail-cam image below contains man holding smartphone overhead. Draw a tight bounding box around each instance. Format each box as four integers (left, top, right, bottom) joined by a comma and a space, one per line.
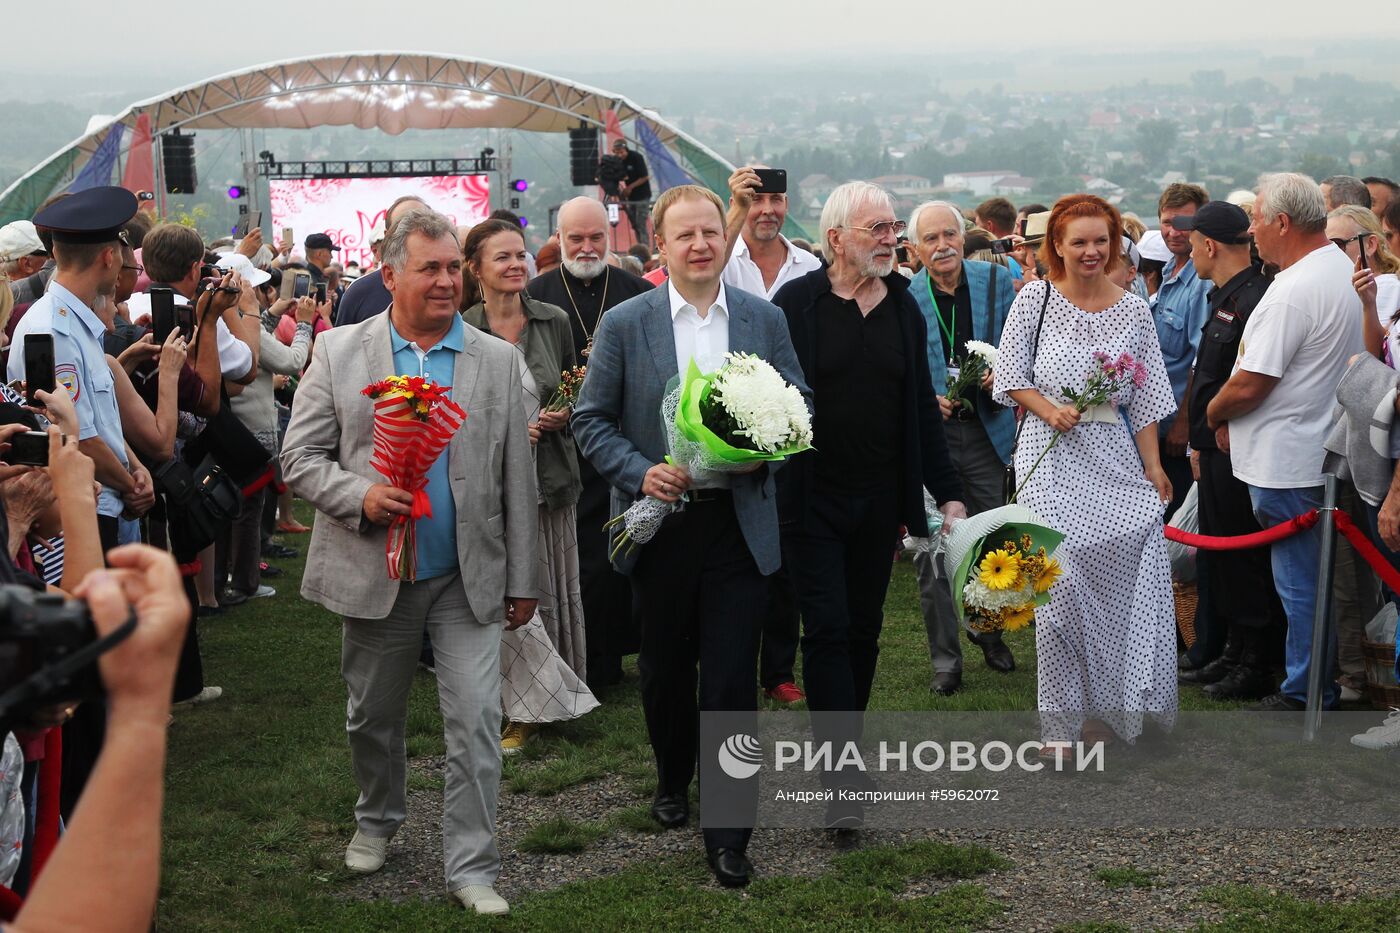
721, 166, 822, 706
6, 186, 156, 552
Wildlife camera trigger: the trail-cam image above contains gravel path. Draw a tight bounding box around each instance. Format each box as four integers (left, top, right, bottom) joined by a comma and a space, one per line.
340, 755, 1400, 928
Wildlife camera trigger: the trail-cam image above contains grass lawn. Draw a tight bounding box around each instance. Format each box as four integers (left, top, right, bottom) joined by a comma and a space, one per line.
155, 504, 1387, 930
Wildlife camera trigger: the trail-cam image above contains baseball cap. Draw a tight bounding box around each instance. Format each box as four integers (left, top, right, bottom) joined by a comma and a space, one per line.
0, 221, 47, 262
215, 251, 272, 287
1137, 229, 1172, 263
305, 232, 340, 251
1164, 201, 1250, 245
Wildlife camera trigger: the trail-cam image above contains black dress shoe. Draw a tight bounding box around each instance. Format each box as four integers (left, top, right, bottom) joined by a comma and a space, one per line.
978, 637, 1015, 673
826, 827, 860, 850
650, 793, 689, 829
1251, 692, 1306, 712
263, 543, 298, 559
1178, 653, 1236, 686
1204, 666, 1275, 701
259, 562, 284, 578
707, 848, 753, 888
932, 671, 962, 696
1178, 651, 1204, 672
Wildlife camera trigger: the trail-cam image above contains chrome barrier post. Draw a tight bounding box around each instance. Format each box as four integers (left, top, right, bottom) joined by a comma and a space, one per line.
1304, 474, 1339, 741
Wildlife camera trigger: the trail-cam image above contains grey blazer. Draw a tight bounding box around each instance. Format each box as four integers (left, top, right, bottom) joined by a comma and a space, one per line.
280, 310, 538, 623
572, 284, 810, 576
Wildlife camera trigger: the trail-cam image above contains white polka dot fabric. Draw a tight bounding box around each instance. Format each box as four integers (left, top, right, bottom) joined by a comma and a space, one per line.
993, 281, 1180, 743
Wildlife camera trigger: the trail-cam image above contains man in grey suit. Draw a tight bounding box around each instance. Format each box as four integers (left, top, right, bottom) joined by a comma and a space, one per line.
573, 185, 810, 889
281, 210, 537, 916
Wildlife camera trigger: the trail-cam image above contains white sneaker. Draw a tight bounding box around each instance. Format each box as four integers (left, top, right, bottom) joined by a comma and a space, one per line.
174, 686, 223, 707
250, 584, 276, 599
1351, 708, 1400, 750
451, 884, 509, 915
344, 830, 391, 873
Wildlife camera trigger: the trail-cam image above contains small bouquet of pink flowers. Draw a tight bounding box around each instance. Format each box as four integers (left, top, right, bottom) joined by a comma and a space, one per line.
1061, 351, 1148, 409
1010, 351, 1147, 502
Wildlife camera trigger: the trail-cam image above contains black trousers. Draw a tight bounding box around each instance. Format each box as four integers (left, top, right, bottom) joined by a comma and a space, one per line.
631, 493, 766, 853
576, 457, 638, 689
785, 484, 902, 716
1198, 448, 1286, 640
759, 567, 800, 690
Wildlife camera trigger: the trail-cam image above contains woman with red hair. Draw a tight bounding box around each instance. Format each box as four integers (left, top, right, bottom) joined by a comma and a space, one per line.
991, 194, 1179, 750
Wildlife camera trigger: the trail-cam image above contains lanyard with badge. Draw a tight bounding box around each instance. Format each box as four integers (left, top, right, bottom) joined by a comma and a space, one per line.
927, 275, 959, 382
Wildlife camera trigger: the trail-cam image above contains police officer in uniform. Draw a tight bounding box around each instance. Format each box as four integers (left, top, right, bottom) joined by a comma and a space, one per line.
1173, 201, 1284, 700
5, 186, 161, 818
8, 186, 155, 553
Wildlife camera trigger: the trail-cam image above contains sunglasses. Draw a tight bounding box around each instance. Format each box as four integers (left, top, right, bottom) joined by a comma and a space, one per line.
1330, 232, 1370, 250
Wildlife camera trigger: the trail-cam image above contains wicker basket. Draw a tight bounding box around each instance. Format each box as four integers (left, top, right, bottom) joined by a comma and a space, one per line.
1173, 581, 1198, 650
1361, 638, 1400, 709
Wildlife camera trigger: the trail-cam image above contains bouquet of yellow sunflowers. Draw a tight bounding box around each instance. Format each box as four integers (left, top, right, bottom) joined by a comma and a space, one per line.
945, 504, 1065, 634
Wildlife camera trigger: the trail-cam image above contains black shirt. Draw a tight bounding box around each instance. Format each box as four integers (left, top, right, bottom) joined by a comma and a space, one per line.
620, 150, 651, 201
1188, 263, 1272, 451
526, 264, 654, 360
810, 288, 906, 492
931, 276, 992, 415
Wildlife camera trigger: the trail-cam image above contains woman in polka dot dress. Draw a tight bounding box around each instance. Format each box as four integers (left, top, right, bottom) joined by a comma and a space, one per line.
992, 195, 1179, 746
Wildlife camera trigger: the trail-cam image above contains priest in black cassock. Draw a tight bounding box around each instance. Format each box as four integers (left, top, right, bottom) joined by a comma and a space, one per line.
527, 196, 653, 689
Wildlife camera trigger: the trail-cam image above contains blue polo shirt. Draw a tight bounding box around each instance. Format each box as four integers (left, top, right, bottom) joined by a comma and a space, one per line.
1150, 256, 1211, 436
388, 314, 463, 581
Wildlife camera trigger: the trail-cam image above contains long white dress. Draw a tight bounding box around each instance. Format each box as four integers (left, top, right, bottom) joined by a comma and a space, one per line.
500, 347, 599, 724
992, 281, 1179, 743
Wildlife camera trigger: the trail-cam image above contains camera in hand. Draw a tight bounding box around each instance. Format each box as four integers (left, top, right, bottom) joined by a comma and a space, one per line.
4, 430, 49, 467
152, 454, 242, 556
990, 238, 1015, 255
0, 587, 117, 734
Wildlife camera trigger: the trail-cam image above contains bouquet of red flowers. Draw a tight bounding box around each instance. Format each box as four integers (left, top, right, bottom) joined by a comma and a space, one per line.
543, 365, 586, 413
361, 375, 467, 580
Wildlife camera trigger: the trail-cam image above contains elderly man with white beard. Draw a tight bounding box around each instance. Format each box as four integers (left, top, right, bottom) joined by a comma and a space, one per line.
527, 196, 654, 691
905, 201, 1019, 695
770, 182, 965, 842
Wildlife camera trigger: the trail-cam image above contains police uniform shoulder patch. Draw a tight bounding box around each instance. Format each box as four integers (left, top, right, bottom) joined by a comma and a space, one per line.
54, 363, 80, 401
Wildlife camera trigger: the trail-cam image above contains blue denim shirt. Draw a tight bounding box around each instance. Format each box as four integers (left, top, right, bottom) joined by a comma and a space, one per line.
388, 314, 464, 580
1151, 256, 1211, 436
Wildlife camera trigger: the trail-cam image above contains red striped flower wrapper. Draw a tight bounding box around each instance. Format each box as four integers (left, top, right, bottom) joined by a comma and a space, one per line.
362, 376, 467, 581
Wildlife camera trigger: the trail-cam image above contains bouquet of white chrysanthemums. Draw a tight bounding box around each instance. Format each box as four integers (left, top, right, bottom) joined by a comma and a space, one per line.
606, 353, 812, 560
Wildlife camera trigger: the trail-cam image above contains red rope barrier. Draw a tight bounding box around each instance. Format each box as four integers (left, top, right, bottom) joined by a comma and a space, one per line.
1163, 509, 1320, 550
1332, 510, 1400, 595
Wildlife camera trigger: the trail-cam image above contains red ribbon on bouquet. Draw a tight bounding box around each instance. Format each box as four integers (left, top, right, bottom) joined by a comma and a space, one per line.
363, 378, 467, 581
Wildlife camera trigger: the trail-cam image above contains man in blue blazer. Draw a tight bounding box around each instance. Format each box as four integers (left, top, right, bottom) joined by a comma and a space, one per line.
907, 201, 1019, 694
573, 185, 810, 889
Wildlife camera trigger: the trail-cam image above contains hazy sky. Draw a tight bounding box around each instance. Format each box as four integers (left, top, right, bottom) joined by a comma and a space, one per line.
9, 0, 1398, 82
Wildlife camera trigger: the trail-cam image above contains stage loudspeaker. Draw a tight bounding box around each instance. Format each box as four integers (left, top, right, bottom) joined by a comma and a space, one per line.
569, 128, 599, 187
162, 132, 198, 194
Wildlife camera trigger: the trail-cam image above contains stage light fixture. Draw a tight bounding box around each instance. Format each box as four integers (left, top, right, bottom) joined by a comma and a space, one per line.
511, 178, 529, 192
517, 216, 529, 228
227, 184, 245, 199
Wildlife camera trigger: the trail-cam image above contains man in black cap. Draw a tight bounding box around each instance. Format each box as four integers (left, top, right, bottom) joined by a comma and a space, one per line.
305, 232, 339, 284
7, 185, 156, 553
1172, 200, 1283, 700
5, 185, 159, 822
